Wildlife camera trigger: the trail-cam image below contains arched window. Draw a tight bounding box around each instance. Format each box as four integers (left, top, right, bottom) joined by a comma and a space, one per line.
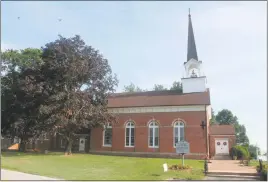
103, 123, 112, 146
174, 121, 185, 147
125, 121, 135, 147
148, 120, 159, 148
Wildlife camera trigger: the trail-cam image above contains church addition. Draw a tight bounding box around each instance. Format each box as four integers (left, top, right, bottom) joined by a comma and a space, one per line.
89, 12, 236, 159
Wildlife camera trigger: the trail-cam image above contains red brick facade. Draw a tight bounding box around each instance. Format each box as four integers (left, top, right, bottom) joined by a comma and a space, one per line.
90, 111, 210, 159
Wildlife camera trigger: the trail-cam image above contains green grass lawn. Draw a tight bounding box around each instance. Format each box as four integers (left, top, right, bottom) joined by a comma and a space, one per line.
249, 160, 268, 167
1, 152, 205, 180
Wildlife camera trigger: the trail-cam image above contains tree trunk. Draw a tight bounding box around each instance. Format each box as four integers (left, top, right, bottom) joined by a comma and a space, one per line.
64, 139, 73, 155
19, 138, 27, 152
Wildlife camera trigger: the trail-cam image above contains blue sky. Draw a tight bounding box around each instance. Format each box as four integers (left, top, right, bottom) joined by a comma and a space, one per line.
2, 1, 267, 152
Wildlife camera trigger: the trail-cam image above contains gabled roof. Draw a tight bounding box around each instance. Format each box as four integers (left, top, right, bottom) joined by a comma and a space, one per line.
107, 89, 210, 108
209, 125, 235, 135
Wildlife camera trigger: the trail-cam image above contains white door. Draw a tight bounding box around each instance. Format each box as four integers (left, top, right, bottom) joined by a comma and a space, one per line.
215, 139, 229, 154
79, 137, 86, 152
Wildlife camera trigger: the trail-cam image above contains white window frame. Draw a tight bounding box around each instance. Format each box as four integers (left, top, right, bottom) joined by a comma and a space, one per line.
173, 121, 185, 148
103, 123, 112, 147
60, 139, 65, 148
148, 121, 159, 148
125, 121, 135, 147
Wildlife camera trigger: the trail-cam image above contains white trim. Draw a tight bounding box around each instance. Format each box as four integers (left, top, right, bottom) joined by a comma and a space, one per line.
125, 121, 135, 147
148, 121, 159, 148
173, 121, 185, 148
108, 105, 206, 114
60, 139, 65, 148
103, 124, 112, 147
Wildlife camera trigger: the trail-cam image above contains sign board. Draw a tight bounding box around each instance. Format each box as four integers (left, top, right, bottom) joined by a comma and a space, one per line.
176, 141, 190, 154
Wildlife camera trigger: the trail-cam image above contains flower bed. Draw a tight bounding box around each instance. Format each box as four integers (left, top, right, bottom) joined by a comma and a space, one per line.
169, 164, 191, 171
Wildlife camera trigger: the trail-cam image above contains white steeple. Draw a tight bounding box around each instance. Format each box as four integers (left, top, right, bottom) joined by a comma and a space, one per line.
181, 11, 207, 94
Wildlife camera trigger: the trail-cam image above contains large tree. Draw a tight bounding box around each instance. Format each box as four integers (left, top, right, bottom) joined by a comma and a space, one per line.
40, 35, 118, 155
1, 48, 51, 151
215, 109, 237, 125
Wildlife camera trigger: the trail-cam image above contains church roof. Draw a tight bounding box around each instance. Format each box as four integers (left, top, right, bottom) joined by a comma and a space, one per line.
187, 10, 198, 62
108, 89, 210, 108
209, 125, 235, 135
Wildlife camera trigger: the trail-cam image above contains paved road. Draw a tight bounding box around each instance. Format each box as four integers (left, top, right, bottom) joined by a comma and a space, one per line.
1, 169, 61, 181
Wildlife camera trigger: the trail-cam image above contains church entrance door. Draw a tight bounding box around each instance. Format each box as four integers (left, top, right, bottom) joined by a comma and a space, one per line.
215, 139, 229, 155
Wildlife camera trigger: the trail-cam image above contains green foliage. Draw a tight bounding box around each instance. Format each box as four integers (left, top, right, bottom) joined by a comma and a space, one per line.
215, 109, 249, 145
123, 83, 146, 92
2, 152, 205, 180
1, 35, 118, 154
170, 81, 183, 92
124, 81, 183, 92
1, 48, 43, 74
215, 109, 237, 125
1, 48, 49, 151
209, 108, 217, 125
230, 145, 250, 160
153, 84, 167, 91
257, 163, 267, 181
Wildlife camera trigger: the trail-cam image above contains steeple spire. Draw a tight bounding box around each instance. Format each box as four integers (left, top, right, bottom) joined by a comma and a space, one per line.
187, 9, 198, 62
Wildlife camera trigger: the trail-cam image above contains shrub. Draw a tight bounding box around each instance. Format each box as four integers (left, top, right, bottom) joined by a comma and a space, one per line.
256, 163, 267, 181
230, 145, 250, 160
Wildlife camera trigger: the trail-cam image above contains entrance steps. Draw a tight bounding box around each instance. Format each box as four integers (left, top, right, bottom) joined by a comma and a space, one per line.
212, 154, 232, 160
207, 171, 259, 177
205, 173, 260, 181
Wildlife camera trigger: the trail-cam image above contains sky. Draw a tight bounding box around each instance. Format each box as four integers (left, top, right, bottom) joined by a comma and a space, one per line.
2, 1, 267, 152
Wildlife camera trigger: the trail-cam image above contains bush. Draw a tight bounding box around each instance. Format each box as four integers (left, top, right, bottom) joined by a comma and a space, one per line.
256, 163, 267, 181
230, 145, 250, 160
250, 151, 257, 160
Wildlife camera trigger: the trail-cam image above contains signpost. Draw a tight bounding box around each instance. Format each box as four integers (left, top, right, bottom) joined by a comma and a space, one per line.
176, 141, 190, 166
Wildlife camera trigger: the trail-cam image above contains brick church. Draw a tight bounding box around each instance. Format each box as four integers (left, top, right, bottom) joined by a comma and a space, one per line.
89, 12, 236, 159
4, 12, 235, 159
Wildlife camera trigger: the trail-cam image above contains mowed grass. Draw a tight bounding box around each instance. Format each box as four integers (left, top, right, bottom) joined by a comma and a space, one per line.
249, 160, 268, 167
1, 152, 205, 180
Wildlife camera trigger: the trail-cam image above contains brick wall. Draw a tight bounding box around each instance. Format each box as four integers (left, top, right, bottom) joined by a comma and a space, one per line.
90, 111, 208, 159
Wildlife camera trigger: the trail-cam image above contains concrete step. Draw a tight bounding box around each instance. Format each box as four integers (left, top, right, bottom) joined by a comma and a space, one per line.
207, 171, 259, 177
213, 155, 232, 160
205, 174, 260, 181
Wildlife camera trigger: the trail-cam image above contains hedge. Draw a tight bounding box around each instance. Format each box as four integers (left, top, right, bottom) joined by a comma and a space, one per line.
230, 145, 250, 160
